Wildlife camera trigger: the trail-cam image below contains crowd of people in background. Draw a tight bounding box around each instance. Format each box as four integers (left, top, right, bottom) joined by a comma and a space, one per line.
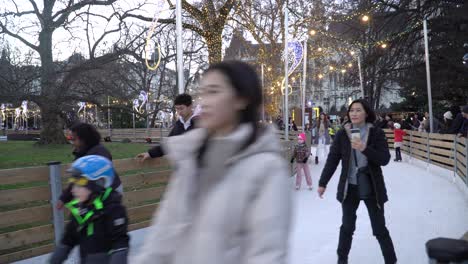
275, 104, 468, 141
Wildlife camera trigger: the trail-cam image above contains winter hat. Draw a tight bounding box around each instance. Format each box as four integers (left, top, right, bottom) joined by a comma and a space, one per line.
298, 133, 306, 142
443, 111, 453, 120
463, 105, 468, 114
394, 123, 401, 129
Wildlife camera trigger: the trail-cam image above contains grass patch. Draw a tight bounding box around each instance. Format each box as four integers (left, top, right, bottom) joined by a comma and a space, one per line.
0, 141, 151, 169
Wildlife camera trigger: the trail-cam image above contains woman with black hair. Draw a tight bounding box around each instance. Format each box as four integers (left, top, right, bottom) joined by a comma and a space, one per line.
134, 61, 292, 264
318, 99, 397, 264
56, 123, 123, 210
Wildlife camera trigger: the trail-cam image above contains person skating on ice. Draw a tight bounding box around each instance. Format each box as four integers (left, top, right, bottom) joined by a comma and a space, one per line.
291, 133, 313, 190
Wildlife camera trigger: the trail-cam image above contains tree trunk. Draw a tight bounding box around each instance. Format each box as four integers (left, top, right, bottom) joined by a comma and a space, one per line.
207, 31, 223, 64
38, 104, 68, 144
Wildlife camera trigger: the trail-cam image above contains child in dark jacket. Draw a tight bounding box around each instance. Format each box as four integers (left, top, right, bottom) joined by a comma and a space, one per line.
291, 133, 313, 190
393, 123, 406, 162
50, 155, 129, 264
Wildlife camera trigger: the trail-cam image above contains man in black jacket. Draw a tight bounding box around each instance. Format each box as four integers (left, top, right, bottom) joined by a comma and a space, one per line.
136, 94, 197, 161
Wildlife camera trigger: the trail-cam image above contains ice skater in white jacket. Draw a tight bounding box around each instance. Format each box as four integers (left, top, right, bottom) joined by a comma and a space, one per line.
133, 61, 292, 264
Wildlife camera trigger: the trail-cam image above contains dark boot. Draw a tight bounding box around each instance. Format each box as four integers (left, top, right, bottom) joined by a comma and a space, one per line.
315, 156, 319, 164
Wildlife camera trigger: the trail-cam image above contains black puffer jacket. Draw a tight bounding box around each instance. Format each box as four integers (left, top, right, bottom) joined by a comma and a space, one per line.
60, 144, 122, 203
50, 191, 129, 264
319, 124, 391, 207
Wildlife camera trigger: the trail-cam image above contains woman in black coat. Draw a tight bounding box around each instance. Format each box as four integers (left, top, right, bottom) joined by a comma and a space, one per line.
317, 99, 397, 264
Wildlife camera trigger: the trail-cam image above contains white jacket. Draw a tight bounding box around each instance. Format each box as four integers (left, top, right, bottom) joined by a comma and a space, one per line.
133, 124, 292, 264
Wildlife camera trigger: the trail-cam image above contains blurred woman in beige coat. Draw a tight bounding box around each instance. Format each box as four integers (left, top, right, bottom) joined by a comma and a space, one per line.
133, 61, 292, 264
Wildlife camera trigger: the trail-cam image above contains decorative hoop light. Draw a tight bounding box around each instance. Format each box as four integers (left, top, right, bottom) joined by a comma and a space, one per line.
145, 2, 165, 71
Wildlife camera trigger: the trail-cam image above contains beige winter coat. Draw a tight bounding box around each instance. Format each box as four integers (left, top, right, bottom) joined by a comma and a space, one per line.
133, 124, 292, 264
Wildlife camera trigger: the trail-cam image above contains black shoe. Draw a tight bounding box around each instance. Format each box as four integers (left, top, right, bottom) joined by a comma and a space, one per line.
337, 259, 348, 264
315, 156, 319, 164
394, 159, 398, 162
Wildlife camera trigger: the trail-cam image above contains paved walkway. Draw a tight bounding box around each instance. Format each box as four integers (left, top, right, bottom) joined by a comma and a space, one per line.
16, 153, 468, 264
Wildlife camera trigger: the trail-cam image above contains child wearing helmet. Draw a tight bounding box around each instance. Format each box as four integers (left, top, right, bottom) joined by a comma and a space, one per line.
50, 155, 129, 264
291, 133, 313, 190
393, 123, 406, 162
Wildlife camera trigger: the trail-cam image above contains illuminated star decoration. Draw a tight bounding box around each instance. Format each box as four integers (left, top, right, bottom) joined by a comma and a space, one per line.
145, 1, 165, 71
281, 40, 303, 95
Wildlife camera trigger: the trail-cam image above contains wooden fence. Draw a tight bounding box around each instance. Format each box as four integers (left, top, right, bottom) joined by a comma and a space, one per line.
0, 158, 170, 263
383, 129, 467, 184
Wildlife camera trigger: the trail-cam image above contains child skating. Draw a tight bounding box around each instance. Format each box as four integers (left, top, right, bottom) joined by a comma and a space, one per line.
291, 133, 313, 190
393, 123, 406, 162
50, 155, 129, 264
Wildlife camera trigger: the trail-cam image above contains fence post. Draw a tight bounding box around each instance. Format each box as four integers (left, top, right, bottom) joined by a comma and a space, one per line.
453, 136, 458, 179
48, 161, 64, 246
426, 132, 430, 170
409, 131, 413, 163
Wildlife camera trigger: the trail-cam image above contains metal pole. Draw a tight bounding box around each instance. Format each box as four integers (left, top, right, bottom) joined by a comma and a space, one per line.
261, 64, 265, 122
453, 136, 458, 178
423, 19, 434, 133
284, 7, 289, 141
302, 39, 307, 132
357, 53, 364, 98
176, 0, 184, 95
107, 96, 111, 137
133, 112, 136, 140
48, 161, 64, 246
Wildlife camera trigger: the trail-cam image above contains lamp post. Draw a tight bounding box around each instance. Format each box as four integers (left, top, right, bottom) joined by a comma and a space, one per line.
302, 39, 307, 132
283, 6, 289, 140
423, 19, 434, 133
176, 0, 184, 95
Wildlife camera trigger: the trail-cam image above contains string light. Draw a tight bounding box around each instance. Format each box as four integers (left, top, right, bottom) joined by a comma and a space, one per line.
361, 15, 370, 22
380, 43, 388, 49
310, 29, 317, 36
348, 63, 353, 68
341, 69, 347, 73
318, 74, 324, 79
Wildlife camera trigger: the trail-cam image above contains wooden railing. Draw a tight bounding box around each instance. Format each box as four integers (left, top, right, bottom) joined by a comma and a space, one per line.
383, 129, 467, 184
0, 158, 170, 263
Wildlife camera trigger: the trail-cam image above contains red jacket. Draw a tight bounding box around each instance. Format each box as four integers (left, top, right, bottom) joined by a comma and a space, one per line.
394, 129, 406, 142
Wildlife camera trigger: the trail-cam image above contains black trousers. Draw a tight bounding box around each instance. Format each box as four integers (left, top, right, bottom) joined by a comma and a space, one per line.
395, 147, 402, 161
337, 185, 397, 263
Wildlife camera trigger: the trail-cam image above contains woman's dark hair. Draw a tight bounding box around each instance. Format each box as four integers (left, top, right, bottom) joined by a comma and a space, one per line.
197, 61, 263, 167
174, 94, 193, 106
70, 123, 101, 148
347, 99, 376, 124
